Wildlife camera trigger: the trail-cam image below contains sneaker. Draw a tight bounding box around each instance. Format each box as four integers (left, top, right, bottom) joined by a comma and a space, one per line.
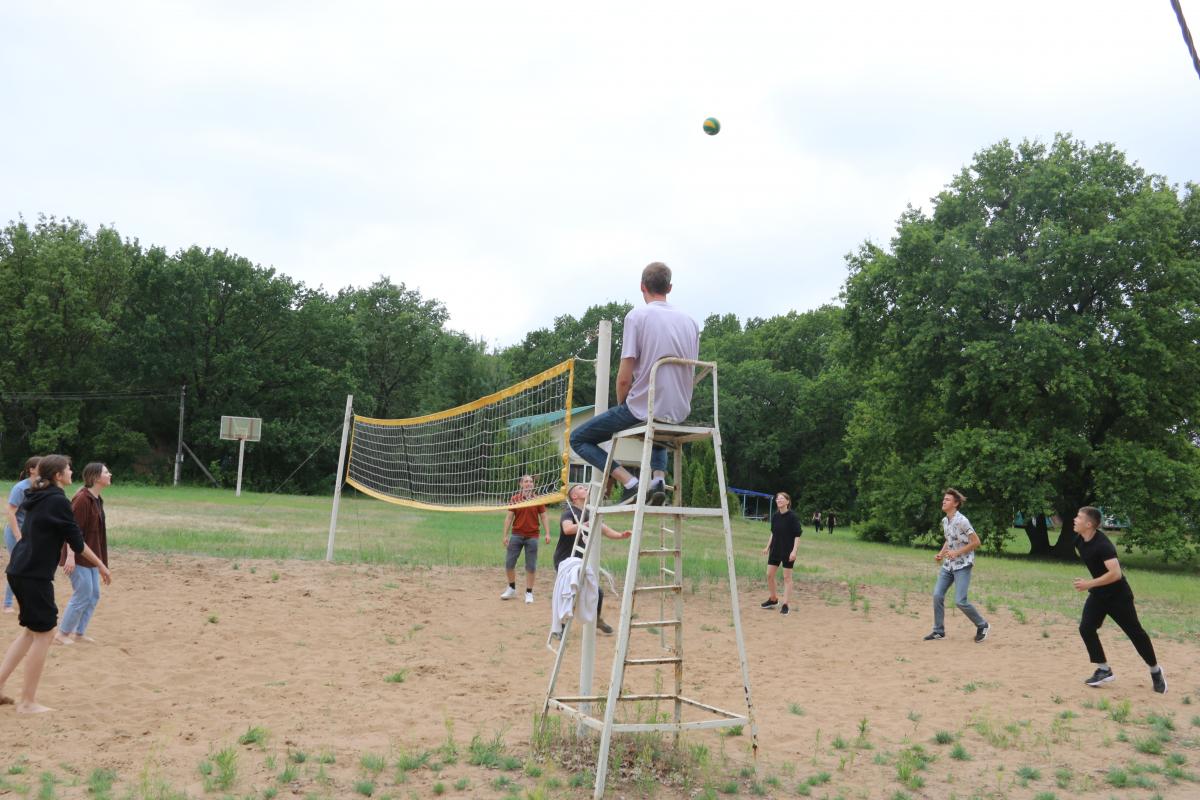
619, 484, 640, 504
500, 586, 516, 600
525, 591, 534, 604
1085, 667, 1115, 687
1151, 669, 1167, 694
780, 604, 790, 616
597, 618, 613, 634
923, 631, 945, 641
647, 478, 667, 506
760, 598, 779, 609
974, 623, 990, 643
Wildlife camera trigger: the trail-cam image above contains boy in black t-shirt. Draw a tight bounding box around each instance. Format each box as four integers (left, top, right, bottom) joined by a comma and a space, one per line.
1072, 506, 1166, 693
556, 484, 632, 634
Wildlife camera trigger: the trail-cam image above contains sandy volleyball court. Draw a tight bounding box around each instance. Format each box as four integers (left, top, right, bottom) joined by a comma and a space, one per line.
1, 552, 1196, 798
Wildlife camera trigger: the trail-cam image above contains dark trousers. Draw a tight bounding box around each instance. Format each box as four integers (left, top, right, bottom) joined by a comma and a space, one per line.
1079, 591, 1157, 667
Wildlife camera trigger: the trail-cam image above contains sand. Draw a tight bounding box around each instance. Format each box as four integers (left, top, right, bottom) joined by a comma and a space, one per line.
1, 552, 1196, 799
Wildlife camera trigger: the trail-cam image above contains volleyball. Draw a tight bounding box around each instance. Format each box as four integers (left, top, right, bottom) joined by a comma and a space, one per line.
703, 117, 721, 135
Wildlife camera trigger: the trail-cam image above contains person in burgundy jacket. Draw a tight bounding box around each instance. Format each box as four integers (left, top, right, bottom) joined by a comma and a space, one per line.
56, 462, 112, 645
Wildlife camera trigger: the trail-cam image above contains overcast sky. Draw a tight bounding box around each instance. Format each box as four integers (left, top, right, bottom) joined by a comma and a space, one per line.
3, 1, 1198, 348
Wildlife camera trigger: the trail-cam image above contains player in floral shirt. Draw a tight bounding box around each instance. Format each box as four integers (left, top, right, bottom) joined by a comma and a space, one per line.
924, 488, 990, 643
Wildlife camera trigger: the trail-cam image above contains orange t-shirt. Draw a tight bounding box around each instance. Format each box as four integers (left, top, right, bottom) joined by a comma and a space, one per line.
509, 494, 546, 537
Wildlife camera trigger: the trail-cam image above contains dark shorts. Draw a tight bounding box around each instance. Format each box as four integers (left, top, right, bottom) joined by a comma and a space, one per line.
6, 575, 58, 632
767, 554, 795, 569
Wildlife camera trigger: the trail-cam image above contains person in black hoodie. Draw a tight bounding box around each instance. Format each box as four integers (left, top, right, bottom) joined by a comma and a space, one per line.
0, 455, 111, 714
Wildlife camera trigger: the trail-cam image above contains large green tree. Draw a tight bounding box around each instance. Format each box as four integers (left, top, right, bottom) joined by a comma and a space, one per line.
843, 135, 1200, 560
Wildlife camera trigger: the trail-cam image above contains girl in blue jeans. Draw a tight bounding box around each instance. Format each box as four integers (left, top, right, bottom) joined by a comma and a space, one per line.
56, 463, 112, 645
3, 456, 41, 614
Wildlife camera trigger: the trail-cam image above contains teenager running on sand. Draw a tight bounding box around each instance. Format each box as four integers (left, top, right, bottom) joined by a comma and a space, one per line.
760, 492, 802, 615
0, 455, 111, 713
1072, 506, 1166, 693
924, 488, 990, 643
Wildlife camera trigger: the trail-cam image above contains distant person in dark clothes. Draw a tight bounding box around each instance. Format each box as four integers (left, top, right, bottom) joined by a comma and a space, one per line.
760, 492, 802, 615
555, 484, 631, 634
1073, 506, 1166, 693
0, 455, 111, 714
811, 511, 821, 535
500, 475, 550, 604
57, 463, 113, 645
827, 512, 836, 534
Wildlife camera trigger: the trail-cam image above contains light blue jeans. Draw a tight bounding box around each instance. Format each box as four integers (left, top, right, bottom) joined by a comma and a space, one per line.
2, 527, 15, 608
60, 566, 102, 635
932, 565, 986, 634
569, 403, 667, 474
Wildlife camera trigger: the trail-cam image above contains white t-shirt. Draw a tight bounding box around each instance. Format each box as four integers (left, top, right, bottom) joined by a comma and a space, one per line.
621, 300, 700, 423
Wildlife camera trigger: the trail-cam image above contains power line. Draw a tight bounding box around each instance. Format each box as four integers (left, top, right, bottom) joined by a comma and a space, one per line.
1, 389, 177, 401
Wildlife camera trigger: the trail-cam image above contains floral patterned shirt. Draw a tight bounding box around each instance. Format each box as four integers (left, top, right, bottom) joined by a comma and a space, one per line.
941, 512, 975, 571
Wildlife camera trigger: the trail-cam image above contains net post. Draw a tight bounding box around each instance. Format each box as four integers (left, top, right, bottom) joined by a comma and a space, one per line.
578, 319, 612, 733
326, 394, 354, 562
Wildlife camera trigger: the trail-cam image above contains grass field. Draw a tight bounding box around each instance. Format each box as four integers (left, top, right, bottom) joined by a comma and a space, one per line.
102, 483, 1200, 641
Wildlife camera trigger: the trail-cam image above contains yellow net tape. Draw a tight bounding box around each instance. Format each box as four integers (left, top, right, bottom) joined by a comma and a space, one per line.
346, 360, 575, 511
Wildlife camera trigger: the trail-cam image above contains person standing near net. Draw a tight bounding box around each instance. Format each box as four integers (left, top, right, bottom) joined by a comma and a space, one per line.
1072, 506, 1166, 693
55, 463, 112, 645
555, 484, 632, 634
501, 475, 550, 604
570, 262, 700, 504
3, 456, 40, 615
924, 488, 990, 643
760, 492, 802, 616
0, 455, 111, 713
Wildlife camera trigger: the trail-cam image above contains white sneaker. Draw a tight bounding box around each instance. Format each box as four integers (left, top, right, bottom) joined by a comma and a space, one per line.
500, 586, 516, 600
525, 591, 534, 604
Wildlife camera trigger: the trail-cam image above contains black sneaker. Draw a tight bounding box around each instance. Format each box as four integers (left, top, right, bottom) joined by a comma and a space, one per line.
974, 623, 990, 643
1085, 667, 1115, 687
923, 631, 945, 641
780, 604, 790, 616
647, 478, 667, 506
619, 484, 640, 504
760, 598, 779, 609
1151, 669, 1167, 694
597, 618, 613, 634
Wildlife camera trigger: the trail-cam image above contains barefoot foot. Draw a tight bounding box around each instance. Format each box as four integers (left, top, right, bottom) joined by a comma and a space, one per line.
52, 634, 74, 646
15, 701, 53, 714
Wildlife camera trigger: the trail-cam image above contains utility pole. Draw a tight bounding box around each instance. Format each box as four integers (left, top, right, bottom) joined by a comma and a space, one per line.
174, 384, 186, 486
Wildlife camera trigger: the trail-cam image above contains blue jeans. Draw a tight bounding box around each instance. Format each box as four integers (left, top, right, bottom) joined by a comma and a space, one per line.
2, 527, 15, 608
570, 403, 667, 475
932, 566, 986, 634
60, 566, 102, 635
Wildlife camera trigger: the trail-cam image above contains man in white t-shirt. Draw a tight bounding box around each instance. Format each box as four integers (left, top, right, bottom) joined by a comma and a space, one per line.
570, 262, 700, 504
924, 488, 990, 643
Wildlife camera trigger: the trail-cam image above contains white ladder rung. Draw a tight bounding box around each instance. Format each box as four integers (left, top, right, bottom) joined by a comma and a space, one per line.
629, 619, 681, 629
639, 548, 681, 557
624, 656, 683, 666
594, 505, 724, 517
632, 584, 681, 595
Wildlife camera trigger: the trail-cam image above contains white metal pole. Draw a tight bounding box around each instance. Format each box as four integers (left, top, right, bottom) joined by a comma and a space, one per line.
235, 438, 246, 497
326, 394, 354, 562
174, 384, 186, 487
579, 319, 611, 730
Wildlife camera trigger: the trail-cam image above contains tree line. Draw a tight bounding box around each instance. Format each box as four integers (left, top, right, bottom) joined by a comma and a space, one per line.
3, 134, 1197, 559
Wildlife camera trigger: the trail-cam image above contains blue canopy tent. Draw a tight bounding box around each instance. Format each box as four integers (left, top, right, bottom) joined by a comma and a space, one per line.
730, 487, 774, 521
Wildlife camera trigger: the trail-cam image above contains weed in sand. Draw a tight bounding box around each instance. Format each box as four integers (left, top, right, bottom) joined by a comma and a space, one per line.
277, 764, 298, 784
788, 703, 805, 716
360, 753, 386, 774
86, 768, 117, 800
238, 726, 269, 747
384, 670, 409, 684
453, 778, 469, 790
932, 731, 955, 745
949, 744, 970, 761
353, 779, 375, 796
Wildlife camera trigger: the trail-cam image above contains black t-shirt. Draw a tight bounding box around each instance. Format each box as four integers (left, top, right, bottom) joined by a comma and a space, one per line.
769, 510, 802, 559
1074, 530, 1133, 598
554, 505, 589, 568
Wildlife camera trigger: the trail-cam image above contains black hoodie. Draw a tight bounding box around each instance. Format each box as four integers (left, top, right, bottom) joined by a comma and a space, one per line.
6, 485, 84, 580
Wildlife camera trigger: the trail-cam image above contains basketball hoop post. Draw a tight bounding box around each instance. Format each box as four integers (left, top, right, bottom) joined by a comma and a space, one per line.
236, 437, 247, 496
